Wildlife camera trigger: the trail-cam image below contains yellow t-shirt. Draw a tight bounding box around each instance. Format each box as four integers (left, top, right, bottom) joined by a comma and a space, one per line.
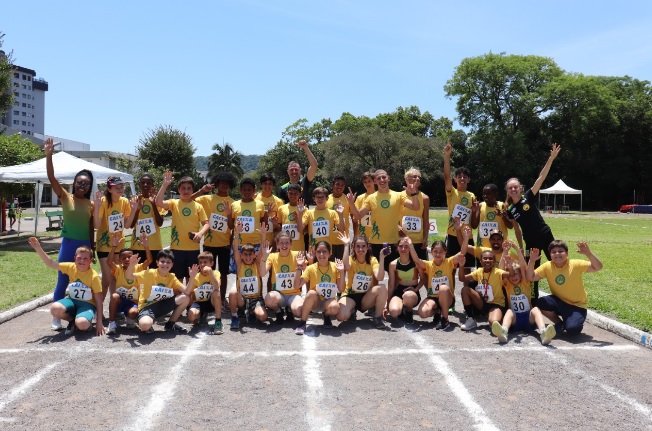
470, 267, 506, 307
131, 199, 167, 251
363, 190, 409, 244
302, 208, 340, 246
354, 193, 373, 238
343, 256, 379, 296
424, 257, 457, 298
59, 262, 102, 305
191, 270, 221, 302
534, 259, 591, 308
166, 199, 208, 251
236, 262, 262, 299
134, 269, 185, 310
112, 262, 148, 302
446, 188, 475, 236
504, 279, 533, 314
277, 203, 305, 251
476, 201, 509, 248
96, 196, 132, 253
400, 191, 426, 244
302, 262, 340, 301
232, 199, 266, 245
255, 193, 284, 243
197, 194, 234, 248
267, 251, 301, 295
326, 194, 350, 246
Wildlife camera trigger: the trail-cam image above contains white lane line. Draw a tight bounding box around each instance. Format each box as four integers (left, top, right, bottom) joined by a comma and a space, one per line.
0, 362, 60, 412
408, 332, 501, 431
123, 333, 207, 431
302, 334, 331, 431
543, 349, 652, 421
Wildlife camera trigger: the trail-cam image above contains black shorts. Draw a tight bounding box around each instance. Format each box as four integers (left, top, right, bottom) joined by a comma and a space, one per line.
445, 234, 475, 268
370, 243, 399, 272
330, 244, 345, 261
203, 245, 231, 276
171, 249, 200, 281
473, 299, 506, 316
134, 249, 160, 269
391, 285, 422, 304
190, 301, 215, 314
97, 251, 110, 259
138, 296, 177, 320
345, 293, 366, 312
424, 296, 441, 310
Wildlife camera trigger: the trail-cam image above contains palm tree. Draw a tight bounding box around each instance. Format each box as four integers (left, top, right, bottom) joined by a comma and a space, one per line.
208, 142, 244, 179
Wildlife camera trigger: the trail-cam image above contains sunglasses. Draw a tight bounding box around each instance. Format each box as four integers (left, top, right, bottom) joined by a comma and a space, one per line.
76, 181, 91, 187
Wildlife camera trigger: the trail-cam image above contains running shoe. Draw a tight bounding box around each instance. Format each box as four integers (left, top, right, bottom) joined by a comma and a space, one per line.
64, 320, 75, 336
199, 312, 209, 326
403, 308, 414, 324
323, 315, 333, 328
372, 316, 387, 329
295, 323, 306, 335
213, 320, 224, 335
107, 321, 117, 335
164, 321, 188, 334
364, 307, 375, 317
275, 310, 285, 324
348, 311, 357, 322
230, 316, 240, 330
491, 321, 508, 343
436, 317, 450, 331
125, 317, 136, 328
285, 307, 295, 322
460, 317, 477, 331
541, 324, 556, 346
51, 317, 63, 331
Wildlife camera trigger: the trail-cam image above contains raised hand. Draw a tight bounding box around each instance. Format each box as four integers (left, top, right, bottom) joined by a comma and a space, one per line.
44, 137, 55, 156
306, 246, 315, 263
335, 258, 344, 271
296, 251, 306, 268
162, 171, 174, 185
296, 139, 308, 149
530, 248, 542, 261
453, 253, 466, 267
258, 222, 268, 237
139, 232, 149, 247
235, 220, 244, 234
335, 202, 344, 215
27, 236, 40, 249
336, 231, 350, 244
200, 183, 214, 194
111, 232, 121, 248
94, 190, 103, 207
444, 139, 452, 157
130, 195, 141, 212
453, 216, 462, 231
462, 225, 472, 240
188, 264, 199, 279
297, 198, 306, 213
223, 200, 232, 217
576, 242, 591, 256
550, 143, 561, 160
128, 254, 141, 266
345, 187, 357, 204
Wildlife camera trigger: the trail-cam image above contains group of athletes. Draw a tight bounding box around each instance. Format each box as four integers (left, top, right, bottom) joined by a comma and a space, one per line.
29, 137, 603, 343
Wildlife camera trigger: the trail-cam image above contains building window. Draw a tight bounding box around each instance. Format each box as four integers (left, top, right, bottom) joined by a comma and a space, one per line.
27, 95, 31, 99
13, 101, 19, 106
22, 121, 26, 126
22, 93, 26, 98
27, 104, 31, 108
21, 102, 26, 107
13, 82, 19, 88
13, 110, 19, 115
22, 74, 26, 80
22, 112, 26, 116
13, 120, 18, 125
28, 86, 31, 90
14, 91, 19, 97
14, 72, 19, 78
27, 131, 31, 135
27, 76, 31, 81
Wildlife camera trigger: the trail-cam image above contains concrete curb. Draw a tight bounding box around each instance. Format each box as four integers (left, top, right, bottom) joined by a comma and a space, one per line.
0, 293, 53, 325
586, 309, 652, 350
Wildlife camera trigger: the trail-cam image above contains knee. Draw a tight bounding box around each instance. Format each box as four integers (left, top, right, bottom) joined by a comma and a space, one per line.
176, 294, 190, 307
76, 318, 91, 331
139, 317, 153, 331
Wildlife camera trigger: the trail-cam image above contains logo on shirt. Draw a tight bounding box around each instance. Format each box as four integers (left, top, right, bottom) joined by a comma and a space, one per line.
141, 205, 151, 214
555, 274, 566, 285
281, 264, 290, 272
514, 286, 522, 295
217, 203, 225, 212
435, 270, 443, 277
111, 210, 119, 215
461, 197, 469, 205
320, 274, 332, 282
317, 217, 325, 221
243, 210, 252, 216
523, 204, 530, 211
380, 200, 390, 209
288, 212, 296, 222
182, 207, 192, 216
486, 211, 496, 221
245, 268, 253, 277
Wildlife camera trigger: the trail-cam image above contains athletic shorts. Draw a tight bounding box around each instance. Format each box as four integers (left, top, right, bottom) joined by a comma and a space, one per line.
423, 296, 441, 310
97, 251, 110, 260
138, 296, 177, 321
134, 249, 160, 269
475, 301, 506, 316
273, 293, 302, 309
343, 293, 367, 312
171, 249, 200, 281
391, 285, 422, 304
445, 234, 475, 268
330, 244, 345, 261
513, 311, 535, 332
190, 301, 215, 314
204, 245, 231, 276
118, 297, 138, 314
58, 298, 96, 322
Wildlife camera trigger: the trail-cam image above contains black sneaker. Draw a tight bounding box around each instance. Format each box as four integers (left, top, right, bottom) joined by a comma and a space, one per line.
323, 315, 333, 328
64, 320, 75, 336
275, 310, 285, 324
164, 322, 188, 334
432, 313, 441, 325
348, 311, 358, 322
403, 308, 414, 324
145, 327, 155, 334
436, 317, 450, 330
372, 316, 387, 329
247, 312, 258, 324
285, 307, 295, 322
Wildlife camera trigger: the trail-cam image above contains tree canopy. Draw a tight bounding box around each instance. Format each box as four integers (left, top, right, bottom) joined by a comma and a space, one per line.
136, 125, 197, 182
0, 31, 15, 129
0, 133, 43, 198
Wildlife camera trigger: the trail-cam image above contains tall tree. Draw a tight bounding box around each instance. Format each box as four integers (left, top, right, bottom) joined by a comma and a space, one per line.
207, 142, 244, 179
136, 125, 197, 180
0, 133, 43, 198
0, 31, 14, 130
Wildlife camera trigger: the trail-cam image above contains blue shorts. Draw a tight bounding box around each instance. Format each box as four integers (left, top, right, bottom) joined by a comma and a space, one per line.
118, 297, 138, 314
513, 311, 535, 332
58, 297, 96, 322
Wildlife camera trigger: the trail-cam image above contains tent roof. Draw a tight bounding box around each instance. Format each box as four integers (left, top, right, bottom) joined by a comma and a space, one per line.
0, 151, 134, 184
539, 179, 582, 194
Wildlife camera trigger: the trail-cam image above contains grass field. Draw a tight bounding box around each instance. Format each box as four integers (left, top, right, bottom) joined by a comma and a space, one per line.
2, 212, 651, 332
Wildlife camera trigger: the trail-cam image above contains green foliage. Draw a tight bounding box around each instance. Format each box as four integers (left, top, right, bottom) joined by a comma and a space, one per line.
0, 32, 13, 128
194, 155, 209, 171
0, 133, 43, 198
136, 125, 197, 180
331, 106, 448, 138
240, 154, 261, 173
207, 142, 244, 180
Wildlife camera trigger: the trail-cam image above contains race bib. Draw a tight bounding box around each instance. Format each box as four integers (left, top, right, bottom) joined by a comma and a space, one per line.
237, 216, 254, 233
452, 204, 472, 224
146, 286, 174, 303
352, 274, 372, 293
475, 282, 494, 302
116, 286, 138, 302
430, 276, 449, 295
510, 294, 530, 313
479, 222, 499, 238
317, 282, 338, 300
239, 276, 259, 296
402, 215, 422, 233
275, 272, 296, 292
312, 220, 330, 239
428, 220, 438, 235
361, 212, 371, 227
194, 283, 214, 301
282, 223, 300, 241
67, 281, 93, 301
209, 213, 229, 233
136, 217, 156, 237
108, 213, 125, 233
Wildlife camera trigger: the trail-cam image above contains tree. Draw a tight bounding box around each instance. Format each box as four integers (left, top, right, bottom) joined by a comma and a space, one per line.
0, 32, 15, 130
207, 142, 244, 180
136, 125, 197, 180
0, 133, 43, 198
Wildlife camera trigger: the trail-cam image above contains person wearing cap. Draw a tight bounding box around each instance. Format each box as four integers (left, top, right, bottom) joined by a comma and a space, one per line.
455, 219, 515, 267
94, 175, 137, 301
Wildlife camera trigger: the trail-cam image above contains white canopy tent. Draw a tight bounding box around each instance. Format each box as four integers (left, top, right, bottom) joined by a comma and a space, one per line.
538, 179, 582, 212
0, 151, 135, 234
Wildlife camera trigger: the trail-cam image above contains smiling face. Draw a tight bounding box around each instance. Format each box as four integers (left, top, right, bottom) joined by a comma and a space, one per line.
431, 244, 446, 265
287, 188, 301, 205
240, 183, 256, 202
74, 175, 92, 198
397, 238, 411, 257
483, 186, 498, 207
156, 257, 173, 276
276, 236, 291, 254
550, 246, 568, 267
353, 238, 368, 260
74, 251, 93, 272
510, 267, 522, 284
454, 172, 470, 191
241, 249, 256, 265
216, 181, 231, 196
362, 176, 375, 193
139, 177, 154, 197
506, 178, 522, 202
331, 179, 346, 198
480, 251, 495, 271
313, 193, 328, 209
315, 243, 330, 265
260, 180, 275, 196
374, 170, 390, 192
287, 163, 302, 183
119, 250, 134, 269
109, 183, 125, 198
489, 234, 503, 251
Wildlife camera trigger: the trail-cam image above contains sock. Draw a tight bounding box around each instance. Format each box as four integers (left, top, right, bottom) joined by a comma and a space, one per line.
215, 318, 221, 322
301, 319, 307, 325
464, 305, 475, 318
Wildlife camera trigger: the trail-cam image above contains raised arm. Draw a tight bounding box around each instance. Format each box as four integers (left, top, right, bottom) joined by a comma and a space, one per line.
337, 231, 351, 271
576, 242, 603, 273
28, 237, 59, 269
44, 138, 64, 199
191, 183, 213, 200
531, 143, 561, 195
421, 193, 430, 249
125, 254, 140, 280
232, 221, 243, 267
405, 237, 426, 271
155, 171, 173, 211
443, 140, 452, 193
335, 258, 346, 293
298, 140, 318, 182
93, 190, 103, 229
525, 248, 542, 282
107, 233, 121, 272
184, 264, 200, 295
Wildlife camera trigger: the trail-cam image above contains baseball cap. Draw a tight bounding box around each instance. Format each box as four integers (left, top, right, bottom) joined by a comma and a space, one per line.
107, 176, 124, 186
489, 229, 503, 238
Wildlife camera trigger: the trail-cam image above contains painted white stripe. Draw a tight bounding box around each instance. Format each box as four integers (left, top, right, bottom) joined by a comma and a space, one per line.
0, 417, 17, 422
409, 333, 501, 431
302, 334, 331, 431
0, 362, 60, 412
543, 349, 652, 421
124, 333, 206, 431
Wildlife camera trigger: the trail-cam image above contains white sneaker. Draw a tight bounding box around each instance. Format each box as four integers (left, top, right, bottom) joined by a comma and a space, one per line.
107, 321, 117, 335
125, 317, 136, 328
491, 321, 508, 343
461, 317, 477, 331
51, 317, 63, 331
540, 324, 556, 346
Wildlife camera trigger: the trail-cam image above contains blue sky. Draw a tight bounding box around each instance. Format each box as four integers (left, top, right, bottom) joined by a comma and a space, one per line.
3, 1, 652, 157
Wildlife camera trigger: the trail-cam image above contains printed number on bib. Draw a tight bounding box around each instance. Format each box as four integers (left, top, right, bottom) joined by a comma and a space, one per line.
428, 220, 438, 235
361, 212, 371, 227
194, 283, 214, 301
352, 274, 372, 293
479, 222, 499, 238
402, 215, 422, 233
136, 218, 156, 236
474, 283, 495, 302
117, 286, 138, 301
146, 286, 174, 303
510, 294, 530, 313
282, 223, 299, 240
239, 276, 259, 296
276, 272, 296, 292
312, 220, 330, 239
317, 282, 337, 300
452, 204, 471, 224
210, 213, 228, 233
108, 213, 125, 233
237, 216, 254, 233
67, 281, 93, 301
430, 276, 449, 295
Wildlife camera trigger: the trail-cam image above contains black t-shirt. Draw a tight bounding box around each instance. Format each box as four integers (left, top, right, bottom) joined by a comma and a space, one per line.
506, 189, 551, 242
278, 176, 313, 206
